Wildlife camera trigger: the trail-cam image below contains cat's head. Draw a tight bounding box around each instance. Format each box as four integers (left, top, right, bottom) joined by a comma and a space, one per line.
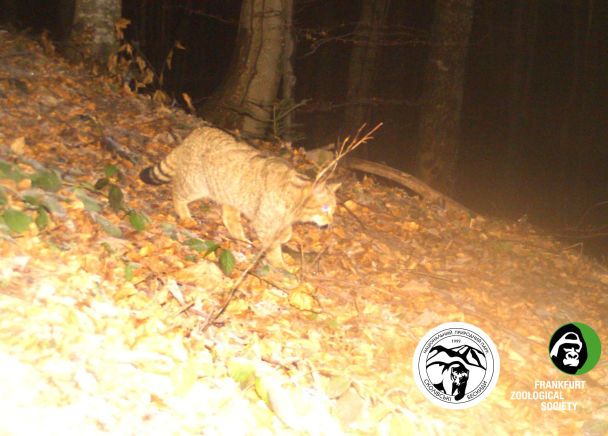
299, 182, 341, 227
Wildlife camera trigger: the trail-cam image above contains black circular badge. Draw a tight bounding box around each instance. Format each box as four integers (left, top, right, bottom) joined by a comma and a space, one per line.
549, 322, 601, 375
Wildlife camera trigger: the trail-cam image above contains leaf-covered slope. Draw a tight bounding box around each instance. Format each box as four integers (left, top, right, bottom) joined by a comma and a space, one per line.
0, 30, 606, 435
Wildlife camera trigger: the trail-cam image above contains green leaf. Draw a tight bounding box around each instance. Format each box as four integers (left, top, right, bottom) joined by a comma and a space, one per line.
0, 160, 26, 182
35, 207, 49, 230
92, 213, 123, 238
74, 188, 102, 212
2, 208, 31, 233
128, 210, 147, 231
124, 262, 134, 281
0, 188, 7, 206
22, 194, 41, 206
31, 169, 62, 192
184, 238, 218, 254
108, 184, 124, 212
20, 189, 65, 216
104, 164, 119, 178
254, 376, 270, 406
227, 360, 256, 388
100, 242, 114, 254
0, 160, 11, 174
94, 177, 109, 190
219, 249, 236, 275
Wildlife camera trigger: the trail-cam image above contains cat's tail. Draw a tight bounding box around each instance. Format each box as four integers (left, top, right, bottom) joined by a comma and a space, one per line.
139, 153, 176, 185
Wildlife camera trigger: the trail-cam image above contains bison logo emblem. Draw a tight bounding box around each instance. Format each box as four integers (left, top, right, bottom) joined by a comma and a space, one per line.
413, 322, 500, 409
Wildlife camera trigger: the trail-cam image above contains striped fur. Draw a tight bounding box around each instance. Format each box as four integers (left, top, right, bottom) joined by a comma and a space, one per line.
140, 126, 340, 269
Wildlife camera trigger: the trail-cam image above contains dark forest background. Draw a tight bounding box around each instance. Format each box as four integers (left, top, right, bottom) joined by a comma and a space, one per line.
3, 0, 608, 257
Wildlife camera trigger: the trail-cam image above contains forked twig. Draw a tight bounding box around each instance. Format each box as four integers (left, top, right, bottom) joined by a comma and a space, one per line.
315, 122, 383, 184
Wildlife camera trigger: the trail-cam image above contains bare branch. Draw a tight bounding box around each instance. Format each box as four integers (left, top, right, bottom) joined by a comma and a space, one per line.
316, 122, 383, 183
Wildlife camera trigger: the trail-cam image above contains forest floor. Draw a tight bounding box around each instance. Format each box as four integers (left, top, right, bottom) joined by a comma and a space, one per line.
0, 30, 606, 435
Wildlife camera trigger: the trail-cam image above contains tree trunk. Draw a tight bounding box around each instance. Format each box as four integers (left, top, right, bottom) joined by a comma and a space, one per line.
505, 0, 538, 195
202, 0, 289, 138
343, 0, 390, 144
0, 0, 17, 25
557, 0, 586, 225
279, 0, 296, 139
67, 0, 121, 64
416, 0, 474, 194
56, 0, 76, 42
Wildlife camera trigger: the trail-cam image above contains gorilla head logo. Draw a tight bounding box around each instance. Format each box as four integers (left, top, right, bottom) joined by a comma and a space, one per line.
549, 324, 588, 374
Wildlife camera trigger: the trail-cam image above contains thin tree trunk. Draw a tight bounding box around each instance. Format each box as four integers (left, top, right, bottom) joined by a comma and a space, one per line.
202, 0, 288, 138
416, 0, 474, 193
343, 0, 390, 144
68, 0, 121, 64
279, 0, 296, 139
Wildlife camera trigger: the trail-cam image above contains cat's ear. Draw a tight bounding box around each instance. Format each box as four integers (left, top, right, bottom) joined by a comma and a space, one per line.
328, 182, 341, 193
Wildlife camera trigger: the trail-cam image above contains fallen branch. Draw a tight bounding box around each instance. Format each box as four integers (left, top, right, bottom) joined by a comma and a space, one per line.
342, 157, 473, 217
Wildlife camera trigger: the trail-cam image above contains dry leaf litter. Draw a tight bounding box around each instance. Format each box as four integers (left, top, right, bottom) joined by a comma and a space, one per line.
0, 30, 606, 435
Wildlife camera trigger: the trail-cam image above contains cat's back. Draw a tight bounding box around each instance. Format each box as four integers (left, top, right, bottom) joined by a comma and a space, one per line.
171, 127, 299, 211
175, 127, 248, 159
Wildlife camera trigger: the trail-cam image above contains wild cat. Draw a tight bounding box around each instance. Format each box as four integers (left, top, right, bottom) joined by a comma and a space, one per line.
140, 126, 340, 269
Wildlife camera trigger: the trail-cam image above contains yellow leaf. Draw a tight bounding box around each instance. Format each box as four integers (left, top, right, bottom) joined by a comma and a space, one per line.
114, 283, 138, 301
142, 70, 154, 85
334, 387, 365, 427
115, 17, 131, 31
172, 359, 198, 396
323, 375, 351, 398
182, 93, 195, 113
174, 259, 227, 288
401, 221, 420, 232
165, 50, 174, 70
507, 349, 526, 365
136, 56, 146, 71
153, 90, 170, 104
17, 178, 31, 190
387, 412, 416, 436
369, 403, 391, 423
10, 137, 26, 154
422, 261, 434, 273
289, 289, 316, 311
343, 199, 359, 211
226, 299, 248, 314
139, 245, 151, 256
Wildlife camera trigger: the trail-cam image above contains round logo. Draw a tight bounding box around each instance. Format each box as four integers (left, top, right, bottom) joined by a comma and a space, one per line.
413, 322, 500, 409
549, 322, 601, 375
